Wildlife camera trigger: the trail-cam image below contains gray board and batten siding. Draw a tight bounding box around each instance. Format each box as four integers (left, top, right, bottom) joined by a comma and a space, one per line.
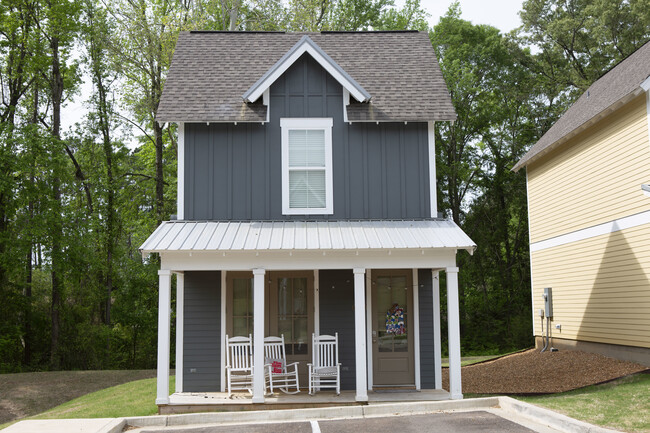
318, 269, 357, 390
184, 53, 432, 221
183, 271, 221, 392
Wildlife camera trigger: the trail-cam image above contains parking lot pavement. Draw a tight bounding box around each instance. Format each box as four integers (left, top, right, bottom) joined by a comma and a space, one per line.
137, 411, 540, 433
319, 411, 537, 432
138, 421, 313, 433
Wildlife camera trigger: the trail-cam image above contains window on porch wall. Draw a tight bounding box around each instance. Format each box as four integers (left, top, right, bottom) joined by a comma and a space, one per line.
277, 277, 309, 355
228, 274, 313, 358
232, 278, 253, 337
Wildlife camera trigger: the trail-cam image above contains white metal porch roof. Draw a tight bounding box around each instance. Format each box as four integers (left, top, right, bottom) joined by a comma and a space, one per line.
140, 220, 475, 255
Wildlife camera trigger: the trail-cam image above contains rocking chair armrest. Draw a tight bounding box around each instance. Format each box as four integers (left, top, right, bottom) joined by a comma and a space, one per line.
286, 362, 299, 368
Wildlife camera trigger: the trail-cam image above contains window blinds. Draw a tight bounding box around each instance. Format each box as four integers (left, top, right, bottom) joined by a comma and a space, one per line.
288, 130, 326, 208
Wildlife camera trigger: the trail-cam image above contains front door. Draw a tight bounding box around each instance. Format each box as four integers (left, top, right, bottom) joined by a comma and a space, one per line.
372, 270, 415, 387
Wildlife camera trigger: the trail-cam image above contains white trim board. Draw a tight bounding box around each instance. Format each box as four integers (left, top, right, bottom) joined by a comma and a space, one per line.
365, 269, 373, 390
526, 171, 536, 337
644, 83, 650, 149
428, 121, 437, 218
220, 271, 227, 392
175, 272, 184, 393
243, 35, 370, 104
412, 269, 421, 391
530, 210, 650, 252
177, 122, 185, 220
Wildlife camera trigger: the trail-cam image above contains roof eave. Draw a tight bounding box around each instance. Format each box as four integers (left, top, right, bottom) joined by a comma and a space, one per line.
512, 87, 646, 172
242, 35, 371, 104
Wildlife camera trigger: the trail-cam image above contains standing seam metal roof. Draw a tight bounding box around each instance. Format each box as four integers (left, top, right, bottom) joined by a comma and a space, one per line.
156, 31, 457, 123
140, 220, 476, 253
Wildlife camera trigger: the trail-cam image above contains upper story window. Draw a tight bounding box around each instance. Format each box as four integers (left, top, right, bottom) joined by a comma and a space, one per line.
280, 118, 333, 215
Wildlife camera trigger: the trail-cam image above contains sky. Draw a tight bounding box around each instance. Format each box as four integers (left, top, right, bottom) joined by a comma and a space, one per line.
417, 0, 525, 32
62, 0, 526, 139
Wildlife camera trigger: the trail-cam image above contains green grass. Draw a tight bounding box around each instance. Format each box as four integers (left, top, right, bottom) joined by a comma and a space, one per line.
34, 376, 174, 420
0, 376, 173, 430
519, 373, 650, 433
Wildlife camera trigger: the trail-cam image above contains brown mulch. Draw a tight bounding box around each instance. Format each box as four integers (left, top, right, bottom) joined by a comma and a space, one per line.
442, 349, 648, 395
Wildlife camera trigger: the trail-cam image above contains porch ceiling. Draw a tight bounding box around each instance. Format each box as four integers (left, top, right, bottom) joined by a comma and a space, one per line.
140, 220, 475, 255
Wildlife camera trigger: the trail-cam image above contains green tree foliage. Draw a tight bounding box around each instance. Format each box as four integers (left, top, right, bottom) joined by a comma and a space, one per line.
0, 0, 648, 373
519, 0, 650, 94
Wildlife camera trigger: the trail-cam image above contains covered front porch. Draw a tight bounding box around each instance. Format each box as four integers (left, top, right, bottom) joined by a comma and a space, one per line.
141, 220, 475, 409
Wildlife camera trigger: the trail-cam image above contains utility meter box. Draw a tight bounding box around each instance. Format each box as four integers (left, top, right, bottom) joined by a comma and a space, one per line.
543, 287, 553, 318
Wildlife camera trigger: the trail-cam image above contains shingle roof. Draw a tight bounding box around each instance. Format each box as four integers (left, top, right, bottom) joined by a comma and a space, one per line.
156, 31, 457, 123
513, 40, 650, 171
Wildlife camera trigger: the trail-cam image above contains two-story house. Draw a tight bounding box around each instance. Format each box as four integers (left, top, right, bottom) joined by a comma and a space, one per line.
514, 40, 650, 365
141, 30, 476, 411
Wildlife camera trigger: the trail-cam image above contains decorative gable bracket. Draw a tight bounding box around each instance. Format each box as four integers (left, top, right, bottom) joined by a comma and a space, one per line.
242, 35, 371, 105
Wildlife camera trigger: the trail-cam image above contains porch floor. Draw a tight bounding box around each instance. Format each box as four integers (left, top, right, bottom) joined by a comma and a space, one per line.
161, 389, 451, 414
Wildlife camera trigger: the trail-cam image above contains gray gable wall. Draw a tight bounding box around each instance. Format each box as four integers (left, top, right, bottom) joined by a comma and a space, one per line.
184, 54, 431, 221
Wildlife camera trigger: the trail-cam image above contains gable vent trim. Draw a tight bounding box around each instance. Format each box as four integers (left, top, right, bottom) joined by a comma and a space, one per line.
242, 35, 371, 104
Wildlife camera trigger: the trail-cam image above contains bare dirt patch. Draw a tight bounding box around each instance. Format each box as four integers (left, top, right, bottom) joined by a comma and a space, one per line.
0, 370, 157, 424
443, 349, 648, 394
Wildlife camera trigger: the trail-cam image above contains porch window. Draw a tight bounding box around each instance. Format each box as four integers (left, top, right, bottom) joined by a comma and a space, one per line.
280, 118, 334, 215
277, 277, 309, 355
231, 277, 253, 337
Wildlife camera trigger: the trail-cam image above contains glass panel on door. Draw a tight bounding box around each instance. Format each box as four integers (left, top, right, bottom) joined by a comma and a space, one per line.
375, 276, 408, 353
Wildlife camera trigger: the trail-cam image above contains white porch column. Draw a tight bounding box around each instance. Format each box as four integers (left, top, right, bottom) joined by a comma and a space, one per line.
156, 269, 172, 405
175, 272, 184, 393
432, 270, 442, 389
353, 268, 368, 402
446, 267, 463, 399
252, 268, 266, 403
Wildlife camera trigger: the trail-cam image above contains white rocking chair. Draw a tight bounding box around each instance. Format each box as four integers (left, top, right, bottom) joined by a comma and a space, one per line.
225, 334, 254, 397
308, 333, 341, 395
264, 335, 300, 394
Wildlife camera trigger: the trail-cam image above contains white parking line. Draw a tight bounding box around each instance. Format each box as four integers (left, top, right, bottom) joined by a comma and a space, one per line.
310, 420, 321, 433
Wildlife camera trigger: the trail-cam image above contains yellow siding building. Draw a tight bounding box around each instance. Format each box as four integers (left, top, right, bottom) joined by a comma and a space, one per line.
514, 41, 650, 365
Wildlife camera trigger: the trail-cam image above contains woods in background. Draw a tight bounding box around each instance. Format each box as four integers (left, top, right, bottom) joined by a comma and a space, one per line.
0, 0, 648, 372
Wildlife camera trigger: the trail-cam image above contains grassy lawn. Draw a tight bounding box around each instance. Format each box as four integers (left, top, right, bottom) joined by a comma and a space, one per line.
519, 373, 650, 433
0, 376, 173, 431
0, 369, 157, 425
34, 376, 174, 420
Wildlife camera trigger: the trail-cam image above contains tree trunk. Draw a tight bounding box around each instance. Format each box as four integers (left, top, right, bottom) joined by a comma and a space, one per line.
49, 34, 64, 370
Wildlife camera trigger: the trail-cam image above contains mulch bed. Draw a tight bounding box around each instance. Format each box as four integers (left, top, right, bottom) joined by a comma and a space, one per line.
442, 349, 648, 395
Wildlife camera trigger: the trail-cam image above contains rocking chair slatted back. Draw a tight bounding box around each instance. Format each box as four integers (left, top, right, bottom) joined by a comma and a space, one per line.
226, 334, 252, 371
314, 333, 338, 369
264, 336, 285, 363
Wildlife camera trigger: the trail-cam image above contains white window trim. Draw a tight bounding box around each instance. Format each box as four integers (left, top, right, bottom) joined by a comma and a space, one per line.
281, 117, 334, 215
